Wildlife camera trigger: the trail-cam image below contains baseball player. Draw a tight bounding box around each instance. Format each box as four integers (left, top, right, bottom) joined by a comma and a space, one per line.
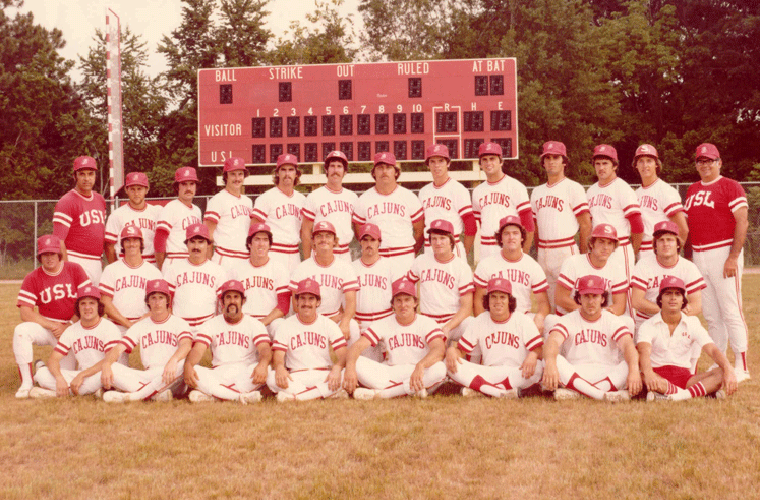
343, 278, 447, 399
631, 221, 705, 329
406, 219, 474, 345
163, 223, 227, 330
228, 223, 290, 337
473, 216, 550, 333
104, 171, 161, 264
352, 152, 424, 278
289, 220, 360, 344
13, 234, 90, 398
101, 279, 194, 402
632, 144, 688, 257
542, 275, 642, 402
251, 153, 305, 271
204, 157, 253, 270
301, 150, 358, 261
637, 276, 738, 400
471, 142, 534, 261
53, 155, 106, 285
418, 144, 476, 258
30, 285, 121, 398
445, 278, 543, 398
183, 280, 272, 403
99, 226, 162, 336
586, 144, 643, 306
267, 278, 348, 401
154, 166, 202, 271
684, 143, 749, 381
530, 141, 591, 308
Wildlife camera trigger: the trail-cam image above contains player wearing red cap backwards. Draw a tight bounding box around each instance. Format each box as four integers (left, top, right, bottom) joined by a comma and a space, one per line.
406, 219, 475, 345
289, 220, 360, 343
684, 143, 750, 382
631, 221, 705, 330
104, 172, 161, 265
251, 153, 305, 271
182, 279, 272, 404
418, 144, 476, 258
530, 141, 591, 309
163, 223, 228, 330
268, 278, 348, 401
101, 279, 194, 402
632, 144, 688, 258
637, 276, 738, 401
228, 222, 290, 338
203, 157, 253, 271
343, 278, 447, 399
471, 142, 534, 261
352, 152, 424, 279
445, 278, 543, 398
13, 235, 90, 398
301, 150, 358, 262
30, 285, 121, 398
154, 166, 202, 271
542, 275, 642, 402
53, 156, 107, 285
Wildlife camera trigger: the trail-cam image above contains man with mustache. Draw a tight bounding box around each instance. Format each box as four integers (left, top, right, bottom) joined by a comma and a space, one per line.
154, 167, 202, 272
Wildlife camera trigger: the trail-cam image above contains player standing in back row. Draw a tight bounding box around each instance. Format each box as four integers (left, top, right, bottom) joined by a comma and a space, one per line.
154, 167, 202, 271
104, 172, 161, 265
684, 143, 750, 382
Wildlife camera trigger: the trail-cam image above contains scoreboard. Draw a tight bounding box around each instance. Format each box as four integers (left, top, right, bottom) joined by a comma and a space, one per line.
197, 58, 518, 167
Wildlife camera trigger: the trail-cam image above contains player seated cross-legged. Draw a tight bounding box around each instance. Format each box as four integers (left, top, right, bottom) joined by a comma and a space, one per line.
183, 280, 272, 404
30, 285, 121, 398
101, 279, 193, 402
445, 278, 543, 398
343, 278, 447, 400
637, 277, 738, 401
267, 278, 348, 402
542, 275, 642, 402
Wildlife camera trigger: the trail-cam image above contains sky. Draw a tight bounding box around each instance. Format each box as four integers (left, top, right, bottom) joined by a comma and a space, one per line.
14, 0, 362, 80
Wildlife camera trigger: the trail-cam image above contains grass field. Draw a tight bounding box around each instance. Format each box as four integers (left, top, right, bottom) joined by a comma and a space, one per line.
1, 281, 759, 500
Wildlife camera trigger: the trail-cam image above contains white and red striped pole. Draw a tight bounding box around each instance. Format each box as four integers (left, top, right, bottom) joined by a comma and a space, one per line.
106, 8, 124, 207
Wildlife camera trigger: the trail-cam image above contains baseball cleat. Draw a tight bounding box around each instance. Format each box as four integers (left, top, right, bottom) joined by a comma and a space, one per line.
553, 388, 581, 401
239, 391, 262, 405
497, 388, 519, 399
103, 391, 130, 403
188, 390, 216, 403
646, 391, 672, 402
352, 388, 378, 400
152, 390, 174, 402
461, 387, 485, 398
604, 390, 630, 403
15, 387, 31, 399
276, 392, 296, 403
734, 369, 751, 383
329, 388, 349, 399
29, 387, 57, 399
414, 388, 428, 399
713, 389, 727, 400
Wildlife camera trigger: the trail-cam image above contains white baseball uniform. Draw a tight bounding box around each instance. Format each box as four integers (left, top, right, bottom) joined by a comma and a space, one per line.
636, 313, 713, 369
252, 186, 305, 270
418, 178, 473, 257
555, 254, 628, 316
156, 199, 202, 269
229, 257, 291, 335
471, 174, 531, 261
474, 253, 549, 315
288, 257, 360, 319
163, 259, 227, 328
104, 203, 162, 263
99, 259, 163, 328
302, 185, 358, 260
53, 189, 107, 285
352, 256, 394, 362
204, 189, 253, 269
635, 179, 684, 256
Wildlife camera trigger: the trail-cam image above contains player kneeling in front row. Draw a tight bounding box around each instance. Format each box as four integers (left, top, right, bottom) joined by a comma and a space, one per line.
343, 278, 447, 399
445, 278, 543, 398
31, 285, 121, 398
183, 280, 272, 404
542, 275, 642, 402
267, 279, 348, 401
101, 279, 193, 402
637, 276, 738, 401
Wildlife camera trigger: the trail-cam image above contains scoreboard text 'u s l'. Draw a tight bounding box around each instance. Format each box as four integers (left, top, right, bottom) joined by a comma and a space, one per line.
197, 58, 518, 166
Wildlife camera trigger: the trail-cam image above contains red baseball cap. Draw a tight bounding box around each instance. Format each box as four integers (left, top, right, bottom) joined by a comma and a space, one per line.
73, 156, 97, 172
295, 278, 320, 298
174, 166, 199, 184
145, 279, 172, 300
218, 279, 246, 299
478, 142, 503, 158
540, 141, 567, 160
324, 150, 348, 168
358, 223, 381, 240
653, 220, 679, 237
590, 223, 618, 241
276, 153, 299, 169
312, 220, 337, 236
633, 144, 659, 164
487, 278, 513, 295
695, 143, 720, 160
391, 278, 417, 299
247, 222, 273, 240
498, 215, 524, 233
223, 157, 247, 173
373, 151, 397, 167
120, 225, 143, 241
184, 223, 212, 243
37, 234, 61, 256
659, 275, 686, 295
592, 144, 618, 163
124, 172, 149, 188
577, 275, 606, 295
428, 219, 454, 235
425, 144, 450, 163
77, 284, 101, 301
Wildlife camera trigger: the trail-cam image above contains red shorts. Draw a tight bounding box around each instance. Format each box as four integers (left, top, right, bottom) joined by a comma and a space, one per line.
653, 365, 692, 389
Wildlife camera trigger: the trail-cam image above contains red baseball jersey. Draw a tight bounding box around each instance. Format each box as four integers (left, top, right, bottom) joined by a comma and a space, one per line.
17, 262, 91, 322
684, 176, 747, 252
53, 190, 107, 259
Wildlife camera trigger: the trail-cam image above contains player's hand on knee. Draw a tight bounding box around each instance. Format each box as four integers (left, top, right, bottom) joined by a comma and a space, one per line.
101, 364, 114, 389
445, 347, 462, 374
342, 368, 358, 393
326, 367, 342, 392
51, 322, 67, 338
542, 366, 559, 390
70, 374, 85, 395
275, 366, 290, 389
724, 370, 738, 395
520, 359, 537, 379
251, 364, 268, 385
162, 360, 178, 385
410, 365, 424, 392
627, 372, 643, 396
183, 366, 198, 388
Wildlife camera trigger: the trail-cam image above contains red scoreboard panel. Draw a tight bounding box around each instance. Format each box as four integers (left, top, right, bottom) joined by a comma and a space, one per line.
197, 58, 518, 166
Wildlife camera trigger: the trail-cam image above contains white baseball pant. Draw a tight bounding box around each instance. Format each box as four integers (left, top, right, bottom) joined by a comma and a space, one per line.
34, 366, 102, 395
354, 357, 447, 398
448, 358, 543, 396
266, 367, 342, 400
13, 322, 76, 390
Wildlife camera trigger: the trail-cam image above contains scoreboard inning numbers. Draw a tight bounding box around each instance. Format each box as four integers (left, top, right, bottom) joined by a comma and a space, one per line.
197, 58, 518, 166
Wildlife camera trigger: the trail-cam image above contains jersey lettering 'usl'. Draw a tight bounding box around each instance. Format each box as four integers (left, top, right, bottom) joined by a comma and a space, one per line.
99, 260, 162, 321
353, 186, 424, 257
53, 190, 106, 259
156, 200, 203, 257
458, 312, 543, 367
252, 186, 305, 254
586, 178, 640, 242
229, 258, 291, 319
352, 257, 394, 325
120, 314, 193, 370
54, 317, 121, 370
17, 262, 90, 322
550, 310, 631, 365
474, 253, 549, 314
684, 176, 747, 252
634, 179, 684, 251
204, 189, 253, 257
104, 203, 162, 259
471, 175, 531, 249
530, 177, 589, 248
163, 259, 227, 325
272, 314, 346, 370
364, 314, 444, 366
302, 186, 358, 255
630, 255, 706, 324
418, 178, 473, 240
556, 254, 628, 315
195, 315, 270, 367
636, 314, 712, 368
407, 253, 474, 323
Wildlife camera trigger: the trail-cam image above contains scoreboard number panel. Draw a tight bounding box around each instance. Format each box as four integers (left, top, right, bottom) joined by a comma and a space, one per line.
198, 59, 518, 166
